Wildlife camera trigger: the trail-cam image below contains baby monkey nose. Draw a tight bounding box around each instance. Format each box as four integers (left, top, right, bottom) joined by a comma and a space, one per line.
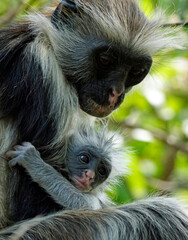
85, 170, 95, 181
108, 88, 122, 106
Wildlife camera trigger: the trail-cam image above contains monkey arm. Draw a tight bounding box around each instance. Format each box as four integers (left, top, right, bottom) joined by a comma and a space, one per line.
0, 197, 187, 240
7, 143, 102, 210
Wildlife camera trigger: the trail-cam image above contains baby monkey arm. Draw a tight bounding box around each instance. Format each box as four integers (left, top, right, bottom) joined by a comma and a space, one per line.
6, 142, 102, 210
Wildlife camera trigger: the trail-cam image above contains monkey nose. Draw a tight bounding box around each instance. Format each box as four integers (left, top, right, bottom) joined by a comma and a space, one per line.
108, 89, 122, 106
85, 170, 95, 182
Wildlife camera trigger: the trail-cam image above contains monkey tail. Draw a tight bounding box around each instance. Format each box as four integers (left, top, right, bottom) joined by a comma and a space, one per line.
0, 197, 187, 240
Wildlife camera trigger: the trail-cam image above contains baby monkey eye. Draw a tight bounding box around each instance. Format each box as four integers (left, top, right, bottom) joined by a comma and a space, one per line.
98, 166, 107, 176
78, 154, 90, 164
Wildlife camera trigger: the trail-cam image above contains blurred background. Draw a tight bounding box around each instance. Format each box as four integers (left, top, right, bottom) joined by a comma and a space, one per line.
0, 0, 188, 204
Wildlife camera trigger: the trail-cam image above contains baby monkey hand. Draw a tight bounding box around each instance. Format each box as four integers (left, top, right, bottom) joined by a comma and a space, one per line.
6, 142, 41, 168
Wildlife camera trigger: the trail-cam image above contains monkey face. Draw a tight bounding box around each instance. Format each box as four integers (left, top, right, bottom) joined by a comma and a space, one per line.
64, 42, 152, 117
51, 0, 153, 117
66, 146, 112, 192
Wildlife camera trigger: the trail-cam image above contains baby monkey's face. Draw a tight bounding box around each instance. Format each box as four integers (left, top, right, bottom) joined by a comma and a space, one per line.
66, 146, 112, 192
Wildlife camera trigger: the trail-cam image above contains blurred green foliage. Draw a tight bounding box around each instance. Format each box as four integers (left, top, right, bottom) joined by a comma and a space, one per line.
0, 0, 188, 204
110, 0, 188, 204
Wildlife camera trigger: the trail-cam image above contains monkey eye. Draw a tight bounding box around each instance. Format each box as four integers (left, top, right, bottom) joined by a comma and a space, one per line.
98, 166, 107, 176
97, 54, 112, 67
99, 55, 110, 65
130, 67, 146, 77
78, 154, 90, 164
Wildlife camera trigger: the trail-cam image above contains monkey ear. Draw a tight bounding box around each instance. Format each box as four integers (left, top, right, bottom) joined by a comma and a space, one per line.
51, 0, 79, 28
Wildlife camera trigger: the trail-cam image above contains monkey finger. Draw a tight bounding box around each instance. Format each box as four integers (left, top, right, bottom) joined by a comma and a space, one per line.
21, 142, 36, 153
13, 145, 25, 151
8, 156, 23, 167
22, 142, 35, 148
5, 150, 23, 159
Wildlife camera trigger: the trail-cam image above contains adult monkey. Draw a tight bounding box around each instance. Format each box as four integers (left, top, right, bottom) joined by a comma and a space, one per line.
0, 0, 187, 239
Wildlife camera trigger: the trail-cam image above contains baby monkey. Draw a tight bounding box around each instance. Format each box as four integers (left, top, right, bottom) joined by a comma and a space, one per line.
6, 128, 125, 211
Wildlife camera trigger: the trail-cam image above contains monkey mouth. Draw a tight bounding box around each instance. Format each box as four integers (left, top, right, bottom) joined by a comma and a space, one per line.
86, 98, 122, 118
72, 177, 92, 192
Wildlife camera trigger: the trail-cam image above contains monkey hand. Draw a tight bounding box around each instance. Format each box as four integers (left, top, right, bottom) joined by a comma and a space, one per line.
6, 142, 41, 169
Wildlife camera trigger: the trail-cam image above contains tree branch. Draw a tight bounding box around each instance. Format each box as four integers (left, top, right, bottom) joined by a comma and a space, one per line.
162, 21, 188, 28
110, 120, 188, 155
146, 176, 188, 192
162, 148, 177, 181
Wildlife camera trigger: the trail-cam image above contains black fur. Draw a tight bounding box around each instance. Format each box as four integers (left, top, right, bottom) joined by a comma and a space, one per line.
0, 25, 56, 147
0, 25, 63, 221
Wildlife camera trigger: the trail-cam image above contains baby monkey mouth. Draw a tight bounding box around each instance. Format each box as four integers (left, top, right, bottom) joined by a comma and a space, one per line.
72, 176, 93, 192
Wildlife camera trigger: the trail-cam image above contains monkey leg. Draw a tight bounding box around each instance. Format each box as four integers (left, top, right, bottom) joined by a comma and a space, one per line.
0, 197, 188, 240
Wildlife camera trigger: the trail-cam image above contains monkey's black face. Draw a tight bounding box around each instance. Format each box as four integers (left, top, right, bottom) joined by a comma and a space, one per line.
64, 40, 152, 117
51, 1, 152, 117
66, 146, 112, 192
